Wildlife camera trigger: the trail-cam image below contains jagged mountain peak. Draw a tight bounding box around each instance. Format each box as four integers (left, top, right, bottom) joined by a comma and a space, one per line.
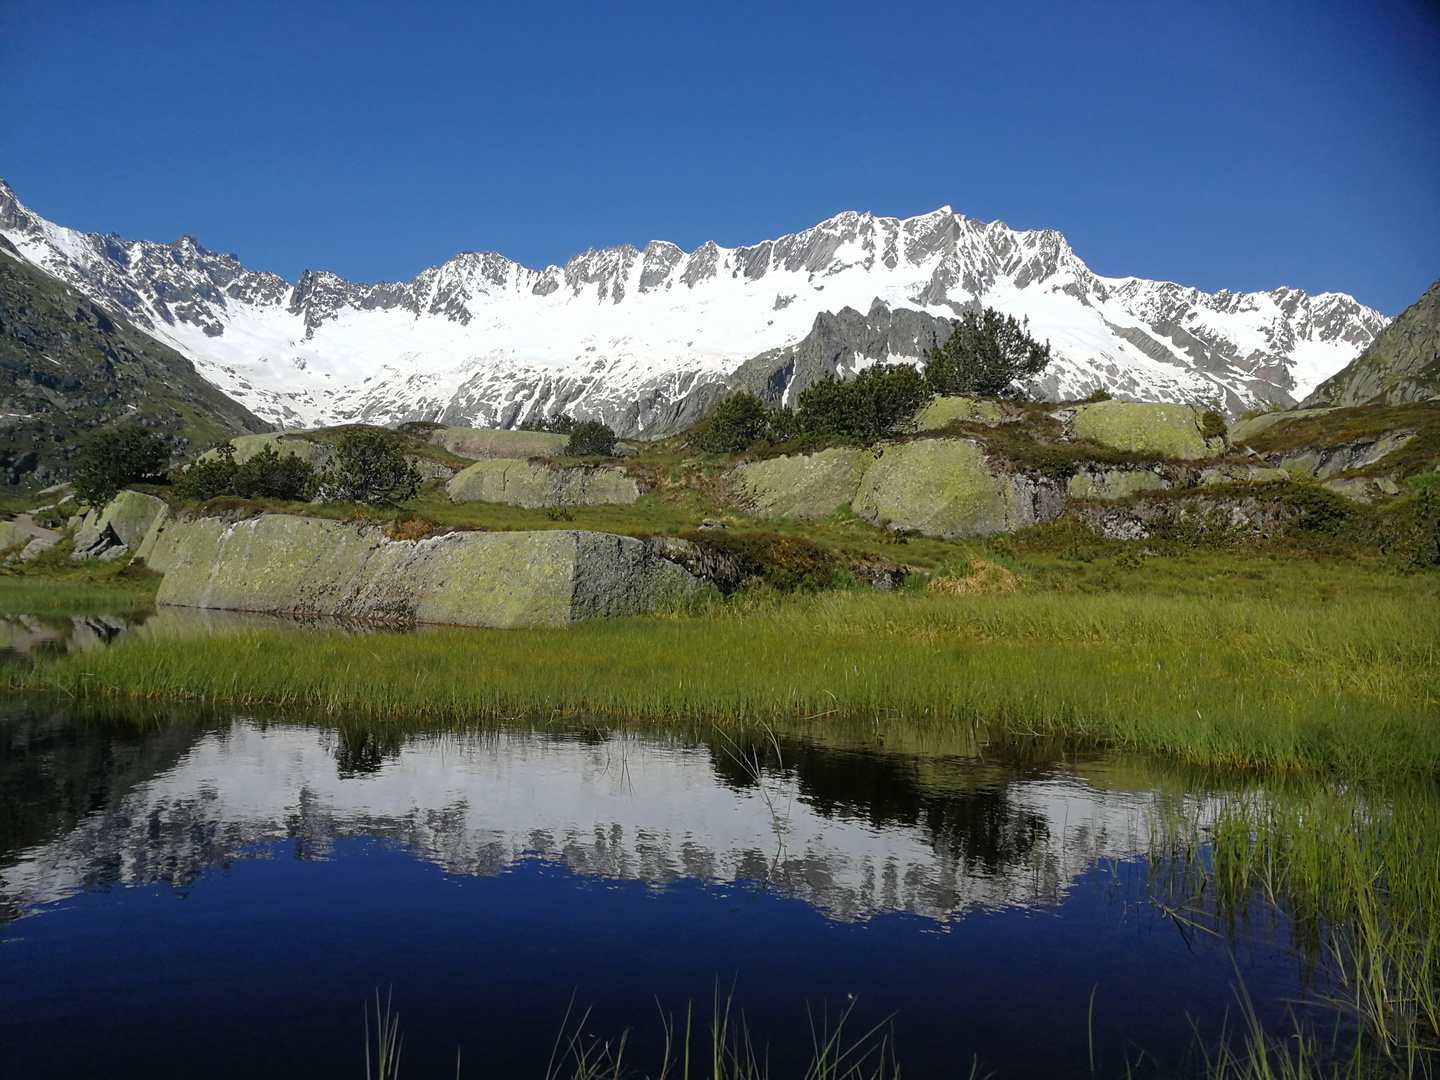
0, 179, 1388, 436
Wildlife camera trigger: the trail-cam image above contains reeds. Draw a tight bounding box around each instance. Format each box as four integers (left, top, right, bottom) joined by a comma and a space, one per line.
12, 587, 1437, 777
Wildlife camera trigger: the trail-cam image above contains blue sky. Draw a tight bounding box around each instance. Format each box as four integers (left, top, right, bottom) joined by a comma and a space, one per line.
2, 0, 1437, 314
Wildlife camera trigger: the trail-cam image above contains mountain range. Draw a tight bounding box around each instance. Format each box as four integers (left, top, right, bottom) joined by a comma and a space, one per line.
0, 180, 1389, 437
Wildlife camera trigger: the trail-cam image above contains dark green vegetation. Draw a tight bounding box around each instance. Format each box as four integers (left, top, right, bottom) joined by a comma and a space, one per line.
922, 306, 1052, 396
320, 428, 421, 506
792, 362, 929, 440
564, 419, 618, 457
518, 410, 577, 434
0, 235, 266, 487
174, 443, 318, 501
70, 422, 170, 506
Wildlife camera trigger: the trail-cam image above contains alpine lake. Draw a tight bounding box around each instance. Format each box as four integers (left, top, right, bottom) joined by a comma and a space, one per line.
2, 608, 1437, 1080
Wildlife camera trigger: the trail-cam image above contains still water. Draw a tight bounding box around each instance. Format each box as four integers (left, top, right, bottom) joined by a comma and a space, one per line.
0, 682, 1309, 1080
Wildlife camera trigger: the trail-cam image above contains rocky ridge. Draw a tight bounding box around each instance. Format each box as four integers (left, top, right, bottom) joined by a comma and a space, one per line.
0, 180, 1386, 436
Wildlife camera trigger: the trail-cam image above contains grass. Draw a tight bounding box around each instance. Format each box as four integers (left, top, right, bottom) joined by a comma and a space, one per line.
1152, 779, 1440, 1078
10, 558, 1437, 779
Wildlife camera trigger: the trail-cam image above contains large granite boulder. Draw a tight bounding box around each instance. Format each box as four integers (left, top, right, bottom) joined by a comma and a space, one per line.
140, 514, 704, 628
72, 490, 167, 560
0, 521, 31, 550
852, 439, 1056, 537
730, 447, 874, 520
446, 459, 639, 507
1070, 401, 1225, 460
914, 397, 1006, 430
429, 427, 569, 461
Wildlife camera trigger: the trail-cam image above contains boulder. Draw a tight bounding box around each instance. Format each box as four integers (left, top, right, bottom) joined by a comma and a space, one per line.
1227, 408, 1335, 446
729, 447, 873, 520
429, 427, 569, 461
1067, 468, 1170, 500
142, 514, 704, 628
0, 521, 31, 551
1198, 465, 1290, 485
852, 439, 1052, 537
915, 397, 1006, 430
72, 490, 167, 560
203, 432, 335, 468
445, 459, 640, 507
1070, 401, 1224, 460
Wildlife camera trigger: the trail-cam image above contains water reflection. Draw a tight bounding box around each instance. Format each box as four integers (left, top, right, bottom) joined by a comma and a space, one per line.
1, 703, 1160, 926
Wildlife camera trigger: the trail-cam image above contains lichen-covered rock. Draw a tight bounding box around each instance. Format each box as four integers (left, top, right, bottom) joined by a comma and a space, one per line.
204, 433, 335, 468
729, 448, 873, 520
143, 514, 703, 628
1228, 408, 1336, 446
1198, 465, 1291, 485
1268, 431, 1416, 479
1071, 401, 1224, 460
429, 427, 569, 461
0, 521, 31, 551
914, 397, 1006, 430
445, 459, 639, 507
852, 439, 1044, 537
73, 490, 167, 559
1067, 468, 1170, 500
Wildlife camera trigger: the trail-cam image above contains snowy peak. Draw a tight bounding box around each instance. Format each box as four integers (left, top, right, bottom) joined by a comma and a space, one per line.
0, 179, 1388, 435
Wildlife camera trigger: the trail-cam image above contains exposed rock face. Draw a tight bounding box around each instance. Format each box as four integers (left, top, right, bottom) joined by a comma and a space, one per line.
140, 514, 703, 628
730, 448, 874, 521
72, 490, 167, 560
445, 459, 640, 508
429, 427, 569, 460
852, 440, 1060, 537
1069, 401, 1225, 460
1302, 277, 1440, 408
1267, 431, 1416, 479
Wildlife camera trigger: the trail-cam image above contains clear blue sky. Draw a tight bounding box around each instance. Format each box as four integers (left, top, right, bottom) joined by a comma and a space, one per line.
2, 0, 1437, 314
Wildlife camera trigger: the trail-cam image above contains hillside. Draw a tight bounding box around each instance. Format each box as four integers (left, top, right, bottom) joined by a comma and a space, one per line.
0, 236, 269, 487
1301, 276, 1440, 408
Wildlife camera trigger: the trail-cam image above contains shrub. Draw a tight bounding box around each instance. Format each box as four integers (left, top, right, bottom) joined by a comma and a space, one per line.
174, 444, 318, 502
1199, 409, 1228, 441
765, 407, 802, 443
796, 363, 928, 441
565, 420, 618, 457
322, 429, 421, 506
677, 529, 837, 593
521, 411, 576, 435
72, 423, 170, 506
695, 392, 769, 454
923, 307, 1051, 396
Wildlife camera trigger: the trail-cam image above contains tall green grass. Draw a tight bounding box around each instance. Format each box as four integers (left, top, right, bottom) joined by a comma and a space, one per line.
1152, 781, 1440, 1078
11, 586, 1438, 777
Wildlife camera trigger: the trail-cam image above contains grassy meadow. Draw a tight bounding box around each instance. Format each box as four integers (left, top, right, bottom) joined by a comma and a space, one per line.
7, 548, 1436, 779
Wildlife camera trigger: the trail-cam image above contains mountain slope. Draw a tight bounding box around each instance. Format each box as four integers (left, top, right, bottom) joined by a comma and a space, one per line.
0, 180, 1387, 436
1300, 277, 1440, 409
0, 235, 269, 485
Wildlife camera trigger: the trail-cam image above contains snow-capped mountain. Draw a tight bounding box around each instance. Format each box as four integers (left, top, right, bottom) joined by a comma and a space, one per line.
0, 180, 1387, 434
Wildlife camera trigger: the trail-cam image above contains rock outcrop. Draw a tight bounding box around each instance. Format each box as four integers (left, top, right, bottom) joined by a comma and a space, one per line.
1301, 277, 1440, 408
915, 396, 1007, 430
446, 459, 640, 508
1068, 401, 1225, 460
138, 513, 704, 628
72, 490, 168, 561
730, 448, 874, 521
202, 432, 336, 468
429, 427, 569, 461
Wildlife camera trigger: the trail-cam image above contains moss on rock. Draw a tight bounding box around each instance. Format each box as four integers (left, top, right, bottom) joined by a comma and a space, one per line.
852, 439, 1025, 537
729, 447, 874, 520
143, 513, 702, 627
203, 432, 336, 468
445, 459, 639, 508
429, 427, 569, 461
915, 397, 1006, 430
1071, 401, 1224, 460
1067, 468, 1170, 500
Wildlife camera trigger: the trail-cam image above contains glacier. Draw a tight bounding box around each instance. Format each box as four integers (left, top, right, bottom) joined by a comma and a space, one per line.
0, 179, 1387, 436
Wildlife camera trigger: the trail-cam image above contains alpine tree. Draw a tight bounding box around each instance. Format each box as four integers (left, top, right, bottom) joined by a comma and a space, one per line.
565, 420, 618, 457
924, 308, 1052, 397
71, 423, 170, 506
322, 429, 420, 506
796, 363, 929, 440
695, 392, 769, 453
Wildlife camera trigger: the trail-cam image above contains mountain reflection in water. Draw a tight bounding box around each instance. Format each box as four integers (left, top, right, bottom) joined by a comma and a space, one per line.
0, 698, 1295, 1080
